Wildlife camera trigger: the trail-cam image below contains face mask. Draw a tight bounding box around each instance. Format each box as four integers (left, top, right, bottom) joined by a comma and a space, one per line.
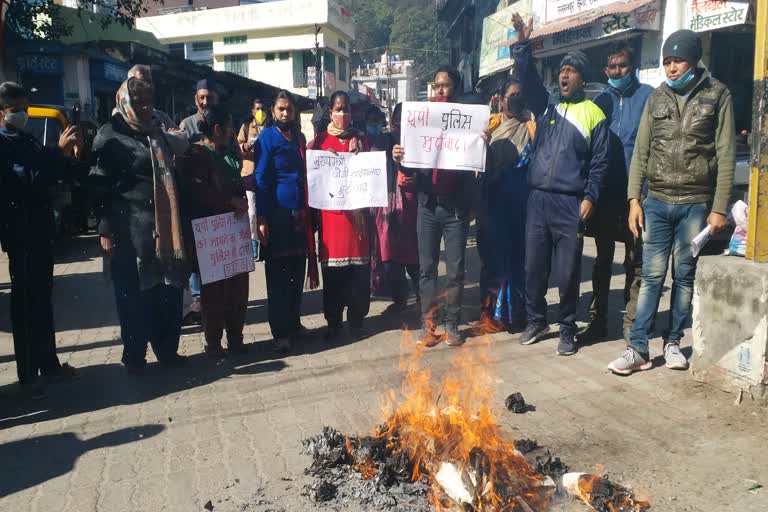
275, 119, 295, 131
331, 112, 351, 130
254, 110, 266, 125
366, 124, 381, 137
4, 111, 29, 131
608, 73, 633, 91
431, 96, 448, 103
506, 96, 526, 115
666, 67, 696, 90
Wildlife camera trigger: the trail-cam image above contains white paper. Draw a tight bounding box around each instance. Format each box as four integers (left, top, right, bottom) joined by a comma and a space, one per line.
306, 150, 388, 210
192, 212, 255, 285
400, 101, 490, 172
691, 225, 712, 258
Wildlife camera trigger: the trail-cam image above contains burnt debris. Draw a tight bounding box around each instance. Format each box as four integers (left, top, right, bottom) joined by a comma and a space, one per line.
535, 450, 570, 480
514, 438, 539, 454
505, 392, 535, 413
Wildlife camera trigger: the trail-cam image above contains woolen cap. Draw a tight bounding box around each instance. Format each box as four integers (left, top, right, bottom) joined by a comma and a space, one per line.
196, 78, 215, 91
663, 30, 702, 64
559, 50, 589, 77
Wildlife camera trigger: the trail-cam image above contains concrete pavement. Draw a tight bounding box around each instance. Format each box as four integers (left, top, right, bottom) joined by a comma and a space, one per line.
0, 234, 766, 512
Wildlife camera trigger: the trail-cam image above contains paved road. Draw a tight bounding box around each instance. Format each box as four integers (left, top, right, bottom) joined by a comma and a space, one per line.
1, 234, 766, 512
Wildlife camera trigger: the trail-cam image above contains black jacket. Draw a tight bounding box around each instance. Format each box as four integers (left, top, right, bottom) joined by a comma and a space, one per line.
90, 115, 161, 260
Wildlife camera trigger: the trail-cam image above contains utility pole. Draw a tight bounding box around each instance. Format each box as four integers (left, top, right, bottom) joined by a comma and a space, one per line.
747, 0, 768, 261
385, 47, 392, 116
314, 24, 323, 99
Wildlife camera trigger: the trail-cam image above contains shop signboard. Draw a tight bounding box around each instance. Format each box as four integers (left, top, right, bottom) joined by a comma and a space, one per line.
478, 1, 540, 78
685, 0, 755, 32
544, 0, 616, 23
307, 66, 317, 99
16, 54, 63, 75
533, 0, 661, 56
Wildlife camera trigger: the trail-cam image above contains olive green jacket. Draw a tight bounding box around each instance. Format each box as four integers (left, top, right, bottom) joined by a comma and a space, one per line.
628, 69, 735, 214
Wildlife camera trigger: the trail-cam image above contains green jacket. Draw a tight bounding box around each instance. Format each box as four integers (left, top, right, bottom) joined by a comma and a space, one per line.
628, 69, 735, 214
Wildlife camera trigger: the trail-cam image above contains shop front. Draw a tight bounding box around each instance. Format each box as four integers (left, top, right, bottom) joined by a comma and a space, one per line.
16, 43, 65, 105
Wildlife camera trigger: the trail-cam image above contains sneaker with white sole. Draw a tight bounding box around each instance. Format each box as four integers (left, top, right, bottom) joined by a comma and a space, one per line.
607, 347, 652, 375
664, 343, 689, 370
519, 323, 550, 346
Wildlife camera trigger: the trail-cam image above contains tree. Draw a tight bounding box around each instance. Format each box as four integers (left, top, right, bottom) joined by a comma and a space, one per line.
5, 0, 159, 41
389, 5, 448, 89
338, 0, 394, 67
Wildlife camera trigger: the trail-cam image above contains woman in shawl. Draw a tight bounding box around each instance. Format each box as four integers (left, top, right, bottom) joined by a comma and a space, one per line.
476, 78, 536, 335
177, 106, 249, 357
253, 90, 319, 353
308, 91, 371, 340
91, 77, 188, 374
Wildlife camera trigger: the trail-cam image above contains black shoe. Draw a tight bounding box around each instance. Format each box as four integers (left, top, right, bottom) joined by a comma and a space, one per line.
416, 328, 442, 348
445, 325, 465, 347
21, 379, 48, 400
556, 332, 578, 356
576, 321, 607, 344
506, 318, 527, 335
43, 362, 79, 382
160, 354, 188, 368
519, 323, 550, 346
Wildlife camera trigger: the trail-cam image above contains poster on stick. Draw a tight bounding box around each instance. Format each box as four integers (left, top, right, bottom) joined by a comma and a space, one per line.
400, 101, 490, 172
192, 212, 255, 285
307, 150, 388, 210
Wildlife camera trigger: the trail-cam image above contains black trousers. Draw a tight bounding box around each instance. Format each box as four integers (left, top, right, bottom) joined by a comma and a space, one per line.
322, 265, 371, 328
201, 272, 249, 348
265, 255, 306, 339
384, 262, 420, 305
8, 244, 61, 385
590, 229, 643, 329
417, 203, 470, 328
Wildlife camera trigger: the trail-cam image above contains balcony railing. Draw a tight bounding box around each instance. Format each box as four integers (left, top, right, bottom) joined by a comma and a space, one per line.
293, 71, 308, 88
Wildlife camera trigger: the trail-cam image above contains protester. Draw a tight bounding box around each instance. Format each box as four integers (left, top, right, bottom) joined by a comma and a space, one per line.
476, 14, 547, 335
309, 90, 371, 340
238, 98, 269, 259
253, 90, 319, 353
374, 103, 419, 314
392, 65, 479, 348
180, 79, 217, 323
607, 30, 735, 375
580, 42, 655, 345
178, 106, 249, 357
0, 81, 83, 398
520, 50, 610, 356
91, 77, 188, 375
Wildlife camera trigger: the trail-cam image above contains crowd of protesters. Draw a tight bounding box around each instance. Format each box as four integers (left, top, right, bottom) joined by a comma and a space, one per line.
0, 18, 735, 399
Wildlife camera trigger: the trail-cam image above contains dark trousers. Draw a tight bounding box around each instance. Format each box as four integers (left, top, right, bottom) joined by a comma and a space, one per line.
8, 244, 61, 385
201, 272, 249, 348
111, 244, 183, 368
265, 255, 306, 339
590, 231, 643, 329
322, 265, 371, 328
525, 190, 584, 334
384, 262, 419, 306
417, 204, 470, 328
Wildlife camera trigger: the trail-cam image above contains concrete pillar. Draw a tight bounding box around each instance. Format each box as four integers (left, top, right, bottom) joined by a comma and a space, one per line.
690, 256, 768, 400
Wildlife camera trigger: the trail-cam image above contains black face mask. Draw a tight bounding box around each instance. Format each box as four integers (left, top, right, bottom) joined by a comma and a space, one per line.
507, 96, 526, 115
275, 119, 295, 131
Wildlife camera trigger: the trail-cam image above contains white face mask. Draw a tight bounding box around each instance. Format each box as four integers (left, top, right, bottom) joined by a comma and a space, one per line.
3, 111, 29, 131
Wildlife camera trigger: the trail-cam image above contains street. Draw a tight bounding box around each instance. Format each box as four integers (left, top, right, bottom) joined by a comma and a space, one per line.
1, 234, 767, 512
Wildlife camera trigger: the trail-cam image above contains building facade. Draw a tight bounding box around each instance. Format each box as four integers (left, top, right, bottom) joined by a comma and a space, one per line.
136, 0, 355, 97
350, 53, 417, 110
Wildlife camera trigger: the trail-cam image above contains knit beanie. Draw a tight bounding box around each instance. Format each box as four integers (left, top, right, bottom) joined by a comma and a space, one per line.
662, 30, 702, 64
559, 50, 589, 77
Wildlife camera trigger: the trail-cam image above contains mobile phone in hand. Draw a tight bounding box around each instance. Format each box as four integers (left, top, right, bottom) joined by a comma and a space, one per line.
70, 104, 81, 126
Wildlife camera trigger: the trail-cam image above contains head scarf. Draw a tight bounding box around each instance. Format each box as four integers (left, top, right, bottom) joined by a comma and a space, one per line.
116, 79, 186, 263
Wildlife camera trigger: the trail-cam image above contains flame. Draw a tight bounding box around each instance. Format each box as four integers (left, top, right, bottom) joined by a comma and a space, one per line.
572, 474, 651, 512
364, 329, 551, 510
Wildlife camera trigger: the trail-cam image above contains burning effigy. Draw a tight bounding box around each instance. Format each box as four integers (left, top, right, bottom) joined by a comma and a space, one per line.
302, 332, 650, 511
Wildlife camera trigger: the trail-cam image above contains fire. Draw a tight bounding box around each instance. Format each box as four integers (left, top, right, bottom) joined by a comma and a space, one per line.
362, 329, 552, 511
564, 473, 651, 512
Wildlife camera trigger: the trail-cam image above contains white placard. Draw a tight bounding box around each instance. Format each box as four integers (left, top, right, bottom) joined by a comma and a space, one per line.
400, 101, 490, 172
192, 212, 255, 285
307, 150, 388, 210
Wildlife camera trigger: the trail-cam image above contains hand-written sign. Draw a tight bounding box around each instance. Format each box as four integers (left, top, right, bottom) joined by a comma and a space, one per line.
400, 101, 490, 172
307, 150, 388, 210
192, 212, 255, 285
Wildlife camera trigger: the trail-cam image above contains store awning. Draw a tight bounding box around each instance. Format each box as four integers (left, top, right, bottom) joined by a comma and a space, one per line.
529, 0, 660, 40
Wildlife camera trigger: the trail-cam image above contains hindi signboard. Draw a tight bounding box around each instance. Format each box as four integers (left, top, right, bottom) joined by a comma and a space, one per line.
685, 0, 754, 32
192, 213, 255, 285
399, 101, 490, 172
307, 150, 388, 210
544, 0, 616, 23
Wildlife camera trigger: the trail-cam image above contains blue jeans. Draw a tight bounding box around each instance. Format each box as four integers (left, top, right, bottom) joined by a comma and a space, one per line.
629, 198, 708, 353
189, 273, 201, 298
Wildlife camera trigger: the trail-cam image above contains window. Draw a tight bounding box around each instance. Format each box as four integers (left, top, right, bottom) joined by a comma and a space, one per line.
223, 35, 247, 45
265, 52, 275, 61
224, 54, 249, 78
338, 38, 347, 50
339, 57, 347, 82
278, 51, 289, 60
324, 52, 336, 73
192, 41, 213, 52
168, 43, 185, 59
195, 58, 214, 67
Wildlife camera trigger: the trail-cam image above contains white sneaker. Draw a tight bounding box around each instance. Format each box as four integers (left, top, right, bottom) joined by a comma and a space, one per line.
607, 347, 652, 376
664, 343, 689, 370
